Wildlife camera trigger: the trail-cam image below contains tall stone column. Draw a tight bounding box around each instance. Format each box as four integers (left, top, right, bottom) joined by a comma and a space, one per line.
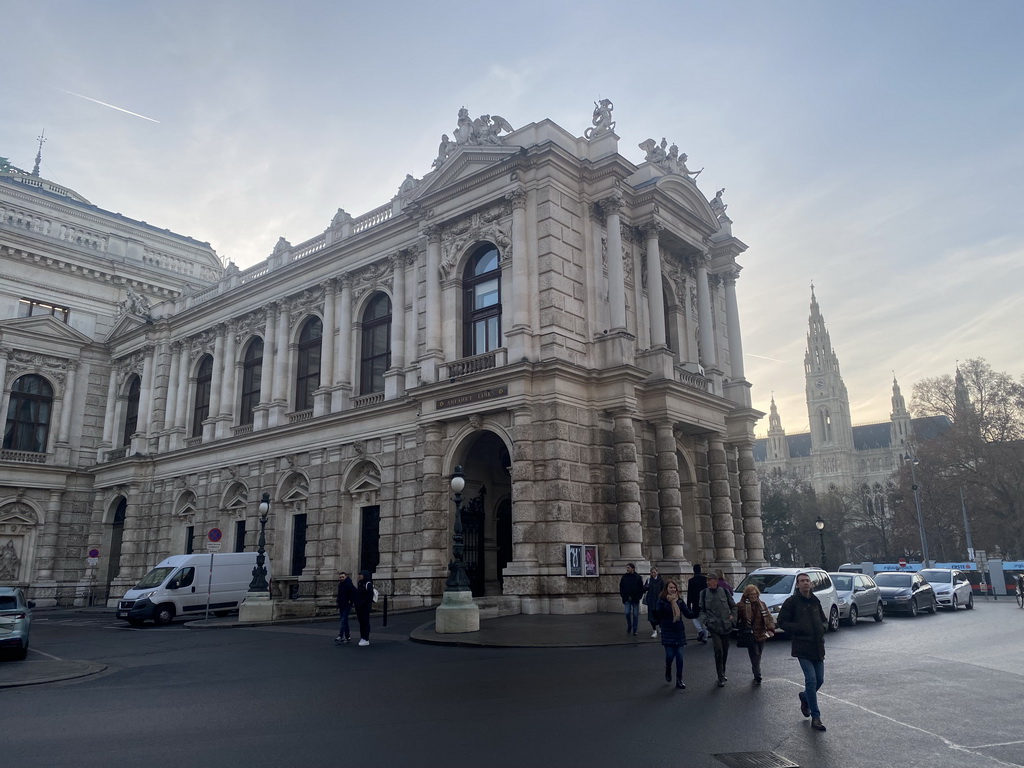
99, 361, 119, 459
405, 254, 419, 390
384, 254, 406, 399
418, 422, 447, 567
643, 222, 666, 347
508, 406, 538, 566
0, 346, 9, 398
56, 360, 78, 445
216, 323, 237, 437
133, 345, 155, 454
269, 302, 290, 426
163, 342, 181, 450
723, 269, 744, 378
603, 195, 627, 332
655, 423, 687, 563
695, 254, 718, 369
738, 443, 766, 565
707, 436, 737, 565
694, 439, 714, 563
172, 343, 190, 445
422, 226, 443, 382
254, 305, 276, 430
34, 489, 63, 581
333, 274, 353, 410
728, 444, 747, 563
204, 326, 225, 441
614, 412, 643, 561
505, 188, 531, 363
315, 279, 336, 416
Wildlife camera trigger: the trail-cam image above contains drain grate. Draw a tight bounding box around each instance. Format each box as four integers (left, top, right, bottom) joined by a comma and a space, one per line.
713, 752, 799, 768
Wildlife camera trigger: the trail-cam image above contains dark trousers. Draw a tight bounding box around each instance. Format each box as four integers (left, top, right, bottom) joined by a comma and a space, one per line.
746, 640, 765, 679
337, 605, 352, 639
711, 631, 730, 680
356, 606, 371, 641
663, 644, 684, 681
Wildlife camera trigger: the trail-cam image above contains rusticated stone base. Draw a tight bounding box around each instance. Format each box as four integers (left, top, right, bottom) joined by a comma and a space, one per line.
434, 590, 480, 633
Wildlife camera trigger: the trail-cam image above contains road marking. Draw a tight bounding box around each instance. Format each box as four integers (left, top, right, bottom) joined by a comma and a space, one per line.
30, 648, 63, 661
781, 679, 1024, 767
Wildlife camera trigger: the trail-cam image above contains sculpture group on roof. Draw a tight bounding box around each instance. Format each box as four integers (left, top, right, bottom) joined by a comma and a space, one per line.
639, 138, 702, 180
584, 98, 615, 139
433, 108, 515, 168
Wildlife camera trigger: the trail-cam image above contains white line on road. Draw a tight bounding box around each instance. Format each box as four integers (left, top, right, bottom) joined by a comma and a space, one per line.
30, 648, 63, 661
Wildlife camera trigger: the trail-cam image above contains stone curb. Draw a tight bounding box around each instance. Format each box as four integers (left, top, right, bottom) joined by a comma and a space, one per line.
0, 660, 108, 689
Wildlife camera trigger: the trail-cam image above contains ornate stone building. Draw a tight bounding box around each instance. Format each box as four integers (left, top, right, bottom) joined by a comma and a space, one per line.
1, 105, 764, 614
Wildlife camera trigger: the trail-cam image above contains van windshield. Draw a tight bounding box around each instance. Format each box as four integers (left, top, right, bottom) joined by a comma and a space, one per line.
736, 573, 795, 595
134, 567, 174, 589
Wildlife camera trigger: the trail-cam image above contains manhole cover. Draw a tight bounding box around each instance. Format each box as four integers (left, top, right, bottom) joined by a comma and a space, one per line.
713, 752, 799, 768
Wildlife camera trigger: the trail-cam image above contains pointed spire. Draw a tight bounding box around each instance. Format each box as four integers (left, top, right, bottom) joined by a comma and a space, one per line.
805, 284, 839, 375
31, 129, 46, 177
890, 373, 907, 416
954, 364, 973, 422
768, 395, 784, 432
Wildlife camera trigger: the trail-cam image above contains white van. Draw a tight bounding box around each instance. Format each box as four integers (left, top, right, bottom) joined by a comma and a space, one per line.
733, 567, 842, 633
116, 552, 270, 625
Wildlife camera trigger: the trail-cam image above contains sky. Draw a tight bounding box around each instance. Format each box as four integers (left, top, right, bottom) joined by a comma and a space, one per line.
3, 1, 1022, 435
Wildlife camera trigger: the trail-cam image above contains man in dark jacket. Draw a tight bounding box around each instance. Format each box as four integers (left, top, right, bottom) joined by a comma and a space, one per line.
699, 572, 737, 686
643, 567, 665, 638
687, 564, 709, 643
335, 571, 356, 644
619, 563, 645, 636
778, 572, 827, 732
353, 570, 375, 647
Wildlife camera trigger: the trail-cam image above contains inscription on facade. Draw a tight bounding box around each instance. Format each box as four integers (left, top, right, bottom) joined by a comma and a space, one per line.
436, 385, 508, 410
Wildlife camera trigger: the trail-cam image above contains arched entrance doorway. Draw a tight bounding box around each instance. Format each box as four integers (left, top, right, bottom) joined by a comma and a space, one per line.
454, 430, 512, 597
103, 498, 127, 598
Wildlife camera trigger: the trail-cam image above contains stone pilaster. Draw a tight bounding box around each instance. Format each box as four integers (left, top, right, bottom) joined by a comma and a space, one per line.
708, 437, 738, 569
738, 443, 766, 566
655, 423, 688, 565
614, 412, 643, 561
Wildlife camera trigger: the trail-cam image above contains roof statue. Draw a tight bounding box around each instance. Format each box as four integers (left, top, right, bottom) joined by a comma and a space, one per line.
433, 108, 516, 168
119, 284, 151, 317
639, 137, 703, 180
710, 188, 728, 217
584, 98, 615, 139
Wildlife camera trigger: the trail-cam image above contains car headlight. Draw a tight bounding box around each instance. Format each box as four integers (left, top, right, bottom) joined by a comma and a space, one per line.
894, 595, 911, 601
769, 604, 781, 614
837, 598, 848, 606
138, 590, 157, 600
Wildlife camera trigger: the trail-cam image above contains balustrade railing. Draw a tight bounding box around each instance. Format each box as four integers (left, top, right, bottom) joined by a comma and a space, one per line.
445, 350, 499, 379
105, 447, 128, 461
184, 436, 202, 448
351, 392, 385, 408
232, 424, 254, 436
352, 203, 392, 234
288, 409, 314, 423
0, 449, 47, 464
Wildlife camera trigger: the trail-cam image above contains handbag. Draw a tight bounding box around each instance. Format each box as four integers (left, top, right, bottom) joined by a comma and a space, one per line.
736, 626, 755, 648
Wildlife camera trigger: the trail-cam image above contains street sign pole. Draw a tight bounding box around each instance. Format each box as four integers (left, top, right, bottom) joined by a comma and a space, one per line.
205, 528, 223, 621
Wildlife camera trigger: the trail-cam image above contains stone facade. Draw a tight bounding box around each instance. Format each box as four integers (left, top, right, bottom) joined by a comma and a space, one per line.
1, 106, 764, 613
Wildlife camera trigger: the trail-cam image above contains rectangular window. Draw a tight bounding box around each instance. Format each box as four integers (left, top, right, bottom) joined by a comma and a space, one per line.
291, 514, 307, 576
360, 506, 381, 575
18, 298, 70, 323
184, 526, 194, 555
234, 520, 246, 553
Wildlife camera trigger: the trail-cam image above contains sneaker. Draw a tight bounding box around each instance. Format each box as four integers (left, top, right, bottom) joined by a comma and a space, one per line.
799, 692, 810, 718
358, 639, 369, 647
633, 631, 638, 636
811, 718, 827, 732
754, 676, 762, 685
716, 679, 725, 688
343, 637, 351, 643
651, 630, 659, 638
334, 636, 342, 643
676, 680, 686, 690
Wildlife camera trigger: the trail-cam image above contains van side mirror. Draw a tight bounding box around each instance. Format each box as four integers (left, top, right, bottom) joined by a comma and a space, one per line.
27, 600, 36, 609
167, 580, 179, 590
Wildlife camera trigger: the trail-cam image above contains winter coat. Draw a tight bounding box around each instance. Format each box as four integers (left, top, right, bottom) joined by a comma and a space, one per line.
686, 573, 708, 614
778, 591, 826, 660
619, 571, 645, 604
656, 597, 696, 646
737, 597, 776, 643
353, 570, 375, 613
642, 576, 665, 615
699, 586, 737, 635
336, 577, 356, 610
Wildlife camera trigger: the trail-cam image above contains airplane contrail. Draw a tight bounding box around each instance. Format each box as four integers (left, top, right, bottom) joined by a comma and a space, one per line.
61, 90, 160, 123
746, 353, 788, 363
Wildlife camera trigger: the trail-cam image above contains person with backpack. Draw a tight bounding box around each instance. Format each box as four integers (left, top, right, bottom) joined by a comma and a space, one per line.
643, 566, 665, 638
699, 572, 738, 687
335, 571, 356, 644
354, 570, 375, 647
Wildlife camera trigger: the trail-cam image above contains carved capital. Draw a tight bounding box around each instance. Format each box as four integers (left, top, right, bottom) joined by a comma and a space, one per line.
422, 224, 442, 242
720, 266, 741, 285
600, 194, 624, 217
506, 186, 527, 210
640, 220, 663, 240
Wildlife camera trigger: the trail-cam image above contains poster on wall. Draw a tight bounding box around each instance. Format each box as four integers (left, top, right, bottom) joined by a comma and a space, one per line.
584, 545, 599, 577
566, 544, 584, 577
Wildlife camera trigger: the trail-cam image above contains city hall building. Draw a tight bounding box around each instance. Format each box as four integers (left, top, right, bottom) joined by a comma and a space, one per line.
0, 106, 764, 615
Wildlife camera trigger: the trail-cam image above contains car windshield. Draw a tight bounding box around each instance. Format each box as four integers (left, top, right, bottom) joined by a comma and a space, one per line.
831, 575, 854, 591
875, 573, 912, 588
736, 573, 796, 595
919, 569, 952, 584
134, 567, 174, 589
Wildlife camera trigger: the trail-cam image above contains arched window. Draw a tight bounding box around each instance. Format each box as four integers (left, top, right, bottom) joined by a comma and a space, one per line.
3, 374, 53, 453
122, 375, 141, 447
295, 317, 322, 412
463, 244, 502, 356
239, 338, 263, 426
192, 355, 213, 438
360, 293, 392, 395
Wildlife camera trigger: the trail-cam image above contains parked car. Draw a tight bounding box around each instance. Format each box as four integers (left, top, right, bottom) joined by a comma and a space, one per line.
874, 571, 937, 616
829, 572, 884, 624
0, 587, 35, 660
919, 568, 975, 610
733, 567, 841, 633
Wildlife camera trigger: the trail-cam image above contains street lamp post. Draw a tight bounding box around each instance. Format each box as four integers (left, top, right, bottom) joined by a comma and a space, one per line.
445, 466, 472, 593
434, 465, 480, 633
248, 493, 271, 592
905, 452, 931, 568
815, 515, 827, 570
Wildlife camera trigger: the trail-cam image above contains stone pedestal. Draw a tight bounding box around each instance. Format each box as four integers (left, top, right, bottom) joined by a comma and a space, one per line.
434, 589, 480, 634
238, 591, 274, 623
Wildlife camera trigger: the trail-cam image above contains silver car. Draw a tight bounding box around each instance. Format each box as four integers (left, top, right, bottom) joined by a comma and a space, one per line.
0, 587, 34, 660
919, 568, 975, 610
829, 572, 884, 624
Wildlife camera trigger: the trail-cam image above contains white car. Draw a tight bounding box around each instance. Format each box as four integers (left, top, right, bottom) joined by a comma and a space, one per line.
733, 567, 842, 633
919, 568, 975, 610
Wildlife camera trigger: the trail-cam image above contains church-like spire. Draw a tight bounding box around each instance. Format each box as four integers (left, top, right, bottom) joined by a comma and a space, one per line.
31, 129, 46, 177
768, 395, 784, 432
890, 374, 907, 416
954, 365, 973, 424
805, 283, 840, 375
890, 373, 912, 448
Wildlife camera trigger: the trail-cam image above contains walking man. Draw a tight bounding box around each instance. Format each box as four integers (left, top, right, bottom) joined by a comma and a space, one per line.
354, 570, 374, 647
619, 563, 645, 636
643, 566, 665, 638
335, 571, 356, 644
699, 572, 737, 687
687, 564, 709, 643
778, 572, 828, 732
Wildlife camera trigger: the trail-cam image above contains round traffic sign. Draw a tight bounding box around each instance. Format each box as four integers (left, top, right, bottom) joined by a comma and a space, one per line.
898, 556, 908, 568
88, 548, 100, 559
208, 528, 222, 543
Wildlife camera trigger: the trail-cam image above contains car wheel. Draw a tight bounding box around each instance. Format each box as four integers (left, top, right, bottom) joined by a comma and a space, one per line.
927, 599, 937, 615
873, 602, 884, 622
909, 599, 918, 617
13, 642, 28, 661
966, 594, 974, 610
828, 606, 840, 632
951, 595, 959, 611
153, 604, 175, 626
846, 604, 859, 625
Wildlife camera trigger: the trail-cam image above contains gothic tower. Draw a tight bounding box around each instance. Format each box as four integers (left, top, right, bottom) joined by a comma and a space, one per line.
764, 396, 790, 470
804, 286, 855, 491
889, 375, 912, 451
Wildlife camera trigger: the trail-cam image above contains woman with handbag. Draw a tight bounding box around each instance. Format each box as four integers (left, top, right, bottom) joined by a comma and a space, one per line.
737, 584, 776, 684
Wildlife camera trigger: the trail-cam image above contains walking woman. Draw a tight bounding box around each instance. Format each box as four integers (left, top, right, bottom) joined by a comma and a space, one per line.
656, 579, 696, 689
737, 584, 776, 684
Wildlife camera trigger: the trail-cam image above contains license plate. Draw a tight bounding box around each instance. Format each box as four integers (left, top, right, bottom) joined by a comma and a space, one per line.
882, 601, 890, 606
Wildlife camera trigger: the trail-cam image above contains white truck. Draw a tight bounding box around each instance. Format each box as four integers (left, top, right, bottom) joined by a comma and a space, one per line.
116, 552, 271, 625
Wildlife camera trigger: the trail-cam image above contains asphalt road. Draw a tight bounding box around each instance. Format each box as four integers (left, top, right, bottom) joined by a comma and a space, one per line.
3, 599, 1022, 768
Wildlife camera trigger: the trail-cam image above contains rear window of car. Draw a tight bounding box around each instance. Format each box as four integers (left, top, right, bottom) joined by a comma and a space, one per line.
919, 569, 953, 584
736, 573, 796, 595
831, 575, 853, 591
875, 573, 912, 587
0, 596, 17, 610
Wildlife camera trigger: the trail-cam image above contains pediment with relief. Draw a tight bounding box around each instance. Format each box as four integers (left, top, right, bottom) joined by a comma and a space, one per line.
412, 145, 521, 203
104, 313, 151, 343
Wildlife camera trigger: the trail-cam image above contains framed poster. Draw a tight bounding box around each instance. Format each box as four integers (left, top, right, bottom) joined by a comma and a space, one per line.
566, 544, 584, 577
584, 545, 599, 577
